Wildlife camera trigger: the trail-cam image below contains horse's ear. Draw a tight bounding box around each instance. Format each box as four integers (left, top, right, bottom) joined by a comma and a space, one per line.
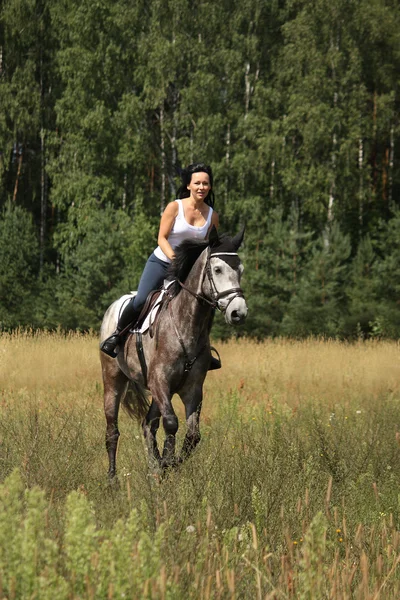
208, 225, 219, 247
231, 226, 245, 251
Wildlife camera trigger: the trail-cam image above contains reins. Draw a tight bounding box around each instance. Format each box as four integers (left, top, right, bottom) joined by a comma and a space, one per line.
135, 246, 245, 391
167, 248, 245, 388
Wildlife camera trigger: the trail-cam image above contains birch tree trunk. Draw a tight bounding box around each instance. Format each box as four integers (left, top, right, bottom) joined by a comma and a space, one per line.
40, 128, 46, 270
224, 124, 230, 208
170, 89, 178, 198
270, 159, 275, 202
39, 41, 46, 271
244, 62, 250, 119
358, 136, 364, 228
12, 146, 23, 203
160, 103, 166, 214
389, 124, 394, 209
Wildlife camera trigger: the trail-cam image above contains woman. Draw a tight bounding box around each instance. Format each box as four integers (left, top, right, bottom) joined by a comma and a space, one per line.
101, 163, 220, 365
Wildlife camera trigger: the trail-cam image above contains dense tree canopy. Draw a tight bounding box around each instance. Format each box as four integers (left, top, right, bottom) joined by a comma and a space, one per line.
1, 0, 400, 337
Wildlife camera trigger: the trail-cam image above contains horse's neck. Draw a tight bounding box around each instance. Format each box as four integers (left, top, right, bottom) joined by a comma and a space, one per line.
172, 251, 211, 335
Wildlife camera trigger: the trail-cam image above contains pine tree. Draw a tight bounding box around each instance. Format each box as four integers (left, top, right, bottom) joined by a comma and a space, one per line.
0, 202, 39, 329
240, 207, 313, 337
282, 224, 351, 337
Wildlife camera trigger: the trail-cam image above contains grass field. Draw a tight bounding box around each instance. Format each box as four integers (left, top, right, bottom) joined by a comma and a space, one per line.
1, 331, 400, 598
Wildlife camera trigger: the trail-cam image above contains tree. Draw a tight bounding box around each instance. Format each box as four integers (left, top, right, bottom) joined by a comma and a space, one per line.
282, 224, 351, 337
0, 202, 39, 329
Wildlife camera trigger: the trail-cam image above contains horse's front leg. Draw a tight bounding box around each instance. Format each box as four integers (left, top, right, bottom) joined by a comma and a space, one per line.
150, 383, 178, 470
142, 400, 161, 469
179, 384, 203, 463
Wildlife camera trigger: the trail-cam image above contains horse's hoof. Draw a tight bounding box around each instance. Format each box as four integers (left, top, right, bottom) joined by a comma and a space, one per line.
107, 474, 120, 490
160, 457, 179, 472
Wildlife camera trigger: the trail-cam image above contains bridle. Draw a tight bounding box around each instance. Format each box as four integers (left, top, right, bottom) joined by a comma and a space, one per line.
177, 247, 245, 314
146, 246, 245, 389
165, 247, 245, 386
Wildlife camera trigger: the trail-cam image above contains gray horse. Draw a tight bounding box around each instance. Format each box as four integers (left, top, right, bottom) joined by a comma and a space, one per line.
100, 227, 247, 479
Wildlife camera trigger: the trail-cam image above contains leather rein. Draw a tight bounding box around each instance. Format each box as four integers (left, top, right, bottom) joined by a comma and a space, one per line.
136, 248, 245, 390
167, 248, 245, 388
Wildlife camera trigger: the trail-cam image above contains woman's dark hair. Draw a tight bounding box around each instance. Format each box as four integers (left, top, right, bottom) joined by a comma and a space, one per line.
176, 163, 215, 209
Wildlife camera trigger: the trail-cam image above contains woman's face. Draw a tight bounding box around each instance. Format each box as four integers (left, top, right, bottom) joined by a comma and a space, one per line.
187, 172, 211, 202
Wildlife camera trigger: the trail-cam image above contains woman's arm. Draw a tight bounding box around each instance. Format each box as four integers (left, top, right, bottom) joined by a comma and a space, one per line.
157, 201, 179, 260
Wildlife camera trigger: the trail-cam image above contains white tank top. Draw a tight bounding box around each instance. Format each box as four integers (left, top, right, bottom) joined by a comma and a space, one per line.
154, 199, 213, 263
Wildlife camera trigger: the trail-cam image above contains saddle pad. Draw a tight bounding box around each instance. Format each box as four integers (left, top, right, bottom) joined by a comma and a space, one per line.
117, 280, 174, 335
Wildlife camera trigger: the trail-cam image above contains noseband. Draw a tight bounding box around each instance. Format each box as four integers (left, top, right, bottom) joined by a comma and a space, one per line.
177, 248, 244, 313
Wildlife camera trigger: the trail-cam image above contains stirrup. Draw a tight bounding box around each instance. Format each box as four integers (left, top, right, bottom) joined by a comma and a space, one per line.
209, 346, 221, 371
100, 332, 120, 358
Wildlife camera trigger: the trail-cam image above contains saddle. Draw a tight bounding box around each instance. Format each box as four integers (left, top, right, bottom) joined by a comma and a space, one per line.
130, 286, 172, 388
134, 289, 163, 331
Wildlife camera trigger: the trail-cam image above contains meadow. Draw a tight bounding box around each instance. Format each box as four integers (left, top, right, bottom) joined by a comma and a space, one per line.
0, 331, 400, 598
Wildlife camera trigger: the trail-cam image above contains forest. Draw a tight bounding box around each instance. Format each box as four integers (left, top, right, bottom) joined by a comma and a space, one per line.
1, 0, 400, 338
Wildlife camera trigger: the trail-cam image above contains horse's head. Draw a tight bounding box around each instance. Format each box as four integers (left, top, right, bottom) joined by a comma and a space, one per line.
206, 227, 248, 325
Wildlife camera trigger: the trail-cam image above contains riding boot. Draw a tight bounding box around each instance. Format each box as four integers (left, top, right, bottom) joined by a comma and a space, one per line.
100, 298, 141, 358
208, 346, 221, 370
100, 328, 122, 358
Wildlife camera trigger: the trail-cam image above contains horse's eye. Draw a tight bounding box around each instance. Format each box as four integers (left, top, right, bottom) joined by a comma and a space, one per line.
214, 266, 222, 275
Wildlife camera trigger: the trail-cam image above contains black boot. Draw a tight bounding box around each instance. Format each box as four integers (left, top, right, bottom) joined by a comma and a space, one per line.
100, 298, 141, 358
208, 346, 221, 370
100, 330, 122, 358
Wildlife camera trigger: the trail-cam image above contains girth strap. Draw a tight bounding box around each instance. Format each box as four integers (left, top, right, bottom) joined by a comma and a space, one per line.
135, 332, 148, 388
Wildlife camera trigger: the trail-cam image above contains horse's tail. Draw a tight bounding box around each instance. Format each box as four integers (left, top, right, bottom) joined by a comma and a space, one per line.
122, 380, 150, 422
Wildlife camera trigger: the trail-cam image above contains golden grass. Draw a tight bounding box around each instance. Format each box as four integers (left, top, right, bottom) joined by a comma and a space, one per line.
1, 331, 399, 408
0, 330, 101, 394
206, 337, 400, 409
1, 332, 400, 598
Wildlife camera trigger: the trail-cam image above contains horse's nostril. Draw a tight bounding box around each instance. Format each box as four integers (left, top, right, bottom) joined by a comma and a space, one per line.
231, 310, 240, 321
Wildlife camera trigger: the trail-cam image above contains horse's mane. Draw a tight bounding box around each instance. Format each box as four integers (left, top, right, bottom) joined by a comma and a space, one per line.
167, 238, 210, 296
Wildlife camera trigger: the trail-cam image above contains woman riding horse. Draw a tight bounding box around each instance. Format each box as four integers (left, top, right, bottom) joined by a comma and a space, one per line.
101, 163, 220, 368
100, 226, 247, 476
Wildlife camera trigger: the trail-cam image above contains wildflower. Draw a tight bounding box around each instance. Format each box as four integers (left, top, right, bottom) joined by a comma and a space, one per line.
339, 538, 343, 542
336, 528, 341, 533
293, 541, 297, 545
356, 410, 361, 414
186, 525, 196, 533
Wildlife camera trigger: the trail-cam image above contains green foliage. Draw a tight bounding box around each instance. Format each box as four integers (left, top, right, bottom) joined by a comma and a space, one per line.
2, 378, 400, 596
1, 0, 400, 336
298, 512, 328, 600
282, 224, 351, 337
0, 470, 67, 599
243, 207, 313, 337
0, 202, 39, 329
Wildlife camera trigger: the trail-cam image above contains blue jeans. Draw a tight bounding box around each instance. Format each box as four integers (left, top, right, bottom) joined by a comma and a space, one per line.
119, 253, 169, 329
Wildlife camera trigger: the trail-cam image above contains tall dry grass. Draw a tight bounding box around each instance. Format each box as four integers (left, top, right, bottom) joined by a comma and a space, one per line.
2, 329, 399, 409
1, 331, 400, 598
